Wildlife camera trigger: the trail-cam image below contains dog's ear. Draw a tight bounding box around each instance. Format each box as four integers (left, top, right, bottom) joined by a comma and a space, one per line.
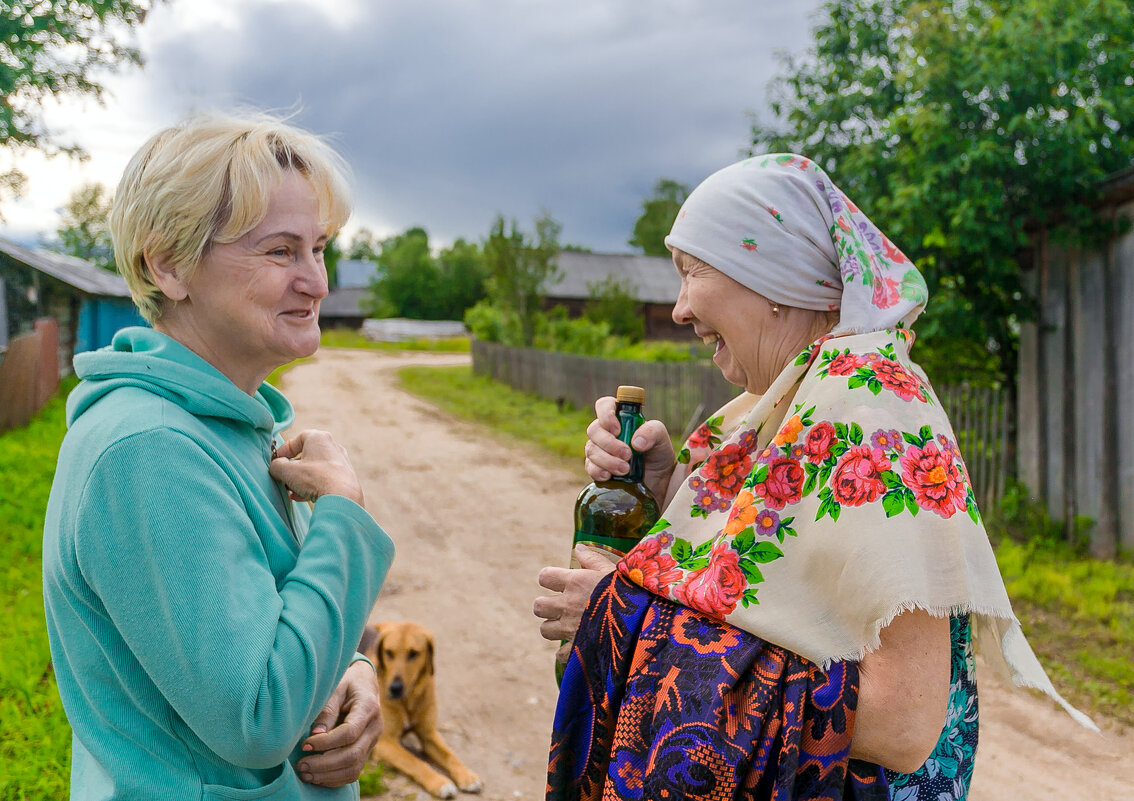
426, 631, 435, 676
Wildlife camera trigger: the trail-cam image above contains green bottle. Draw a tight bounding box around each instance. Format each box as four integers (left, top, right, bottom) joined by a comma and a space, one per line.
557, 385, 661, 684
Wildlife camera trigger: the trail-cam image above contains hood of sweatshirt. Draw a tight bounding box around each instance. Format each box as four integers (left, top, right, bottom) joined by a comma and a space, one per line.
68, 327, 294, 436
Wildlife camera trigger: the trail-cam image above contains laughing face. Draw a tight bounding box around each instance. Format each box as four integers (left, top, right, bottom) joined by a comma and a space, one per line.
152, 170, 331, 393
671, 250, 781, 394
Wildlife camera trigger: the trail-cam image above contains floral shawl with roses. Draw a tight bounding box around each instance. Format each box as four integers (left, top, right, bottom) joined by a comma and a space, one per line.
616, 326, 1096, 730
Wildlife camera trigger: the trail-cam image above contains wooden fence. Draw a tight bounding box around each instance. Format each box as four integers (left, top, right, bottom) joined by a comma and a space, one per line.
0, 318, 60, 435
471, 340, 1010, 511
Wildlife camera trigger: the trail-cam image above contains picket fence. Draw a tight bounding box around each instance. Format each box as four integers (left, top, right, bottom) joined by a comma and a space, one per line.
471, 340, 1010, 511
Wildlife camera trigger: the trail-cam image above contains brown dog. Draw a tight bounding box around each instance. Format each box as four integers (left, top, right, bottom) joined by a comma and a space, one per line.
364, 621, 482, 799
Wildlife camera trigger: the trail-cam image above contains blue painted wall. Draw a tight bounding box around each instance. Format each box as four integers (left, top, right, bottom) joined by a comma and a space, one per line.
76, 298, 147, 354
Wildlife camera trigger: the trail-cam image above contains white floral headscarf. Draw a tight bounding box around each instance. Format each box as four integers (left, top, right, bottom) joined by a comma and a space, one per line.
664, 153, 928, 335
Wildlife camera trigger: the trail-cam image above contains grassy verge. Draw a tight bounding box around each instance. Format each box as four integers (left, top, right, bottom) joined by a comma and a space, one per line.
398, 365, 1134, 729
0, 380, 76, 798
266, 329, 470, 387
986, 528, 1134, 726
398, 364, 592, 467
321, 328, 471, 352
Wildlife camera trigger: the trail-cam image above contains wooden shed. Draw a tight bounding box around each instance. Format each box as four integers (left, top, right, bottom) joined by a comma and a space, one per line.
0, 237, 144, 369
546, 251, 691, 341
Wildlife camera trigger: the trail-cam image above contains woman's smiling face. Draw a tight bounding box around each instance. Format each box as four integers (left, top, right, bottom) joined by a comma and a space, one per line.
671, 250, 780, 394
150, 170, 331, 393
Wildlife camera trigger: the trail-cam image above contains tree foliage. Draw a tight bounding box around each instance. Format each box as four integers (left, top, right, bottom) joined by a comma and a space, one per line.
48, 182, 113, 269
435, 237, 488, 320
629, 178, 689, 256
322, 234, 341, 288
345, 227, 380, 262
483, 212, 561, 346
364, 227, 487, 321
584, 275, 644, 342
751, 0, 1134, 383
0, 1, 157, 199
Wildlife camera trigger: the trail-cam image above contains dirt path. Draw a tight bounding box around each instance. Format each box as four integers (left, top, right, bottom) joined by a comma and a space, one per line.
280, 348, 1133, 801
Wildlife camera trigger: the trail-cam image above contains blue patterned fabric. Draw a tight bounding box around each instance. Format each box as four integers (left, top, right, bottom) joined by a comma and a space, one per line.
549, 573, 978, 801
549, 572, 874, 801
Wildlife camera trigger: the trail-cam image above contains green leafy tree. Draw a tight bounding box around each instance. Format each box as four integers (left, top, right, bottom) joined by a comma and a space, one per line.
584, 274, 644, 342
345, 227, 380, 262
322, 234, 341, 288
367, 227, 440, 319
49, 182, 113, 270
364, 228, 487, 320
751, 0, 1134, 385
483, 212, 562, 346
0, 1, 158, 204
629, 179, 689, 256
435, 238, 487, 320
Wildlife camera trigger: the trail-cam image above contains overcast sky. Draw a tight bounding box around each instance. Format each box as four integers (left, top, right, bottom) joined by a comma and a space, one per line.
0, 0, 827, 253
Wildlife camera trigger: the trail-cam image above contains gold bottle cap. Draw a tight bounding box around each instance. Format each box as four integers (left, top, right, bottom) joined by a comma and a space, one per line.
615, 385, 645, 404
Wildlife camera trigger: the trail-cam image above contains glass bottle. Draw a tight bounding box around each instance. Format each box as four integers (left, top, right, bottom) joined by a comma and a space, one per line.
557, 385, 661, 684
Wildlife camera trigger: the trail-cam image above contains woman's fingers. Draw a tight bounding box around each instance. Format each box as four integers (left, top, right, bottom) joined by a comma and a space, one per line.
269, 429, 364, 505
272, 430, 308, 460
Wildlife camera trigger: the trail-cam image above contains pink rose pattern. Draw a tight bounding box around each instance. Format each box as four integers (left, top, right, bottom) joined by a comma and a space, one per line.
619, 333, 978, 621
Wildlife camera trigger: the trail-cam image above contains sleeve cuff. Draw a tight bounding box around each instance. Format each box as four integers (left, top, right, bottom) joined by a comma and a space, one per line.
351, 652, 377, 676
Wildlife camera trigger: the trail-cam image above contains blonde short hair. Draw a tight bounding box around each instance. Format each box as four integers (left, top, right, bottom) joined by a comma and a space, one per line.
109, 111, 352, 322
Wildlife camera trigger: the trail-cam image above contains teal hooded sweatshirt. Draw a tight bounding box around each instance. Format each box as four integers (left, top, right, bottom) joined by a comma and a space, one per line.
42, 328, 395, 800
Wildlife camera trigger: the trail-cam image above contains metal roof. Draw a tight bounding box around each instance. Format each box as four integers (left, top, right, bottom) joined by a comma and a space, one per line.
548, 251, 678, 305
320, 286, 370, 319
335, 259, 381, 289
0, 236, 131, 297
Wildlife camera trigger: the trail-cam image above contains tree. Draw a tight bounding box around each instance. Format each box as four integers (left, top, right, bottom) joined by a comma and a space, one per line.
584, 275, 643, 342
367, 227, 440, 319
48, 182, 114, 269
483, 212, 562, 346
345, 227, 380, 262
629, 179, 689, 256
0, 2, 157, 202
322, 234, 341, 288
435, 238, 487, 320
362, 227, 489, 321
750, 0, 1134, 385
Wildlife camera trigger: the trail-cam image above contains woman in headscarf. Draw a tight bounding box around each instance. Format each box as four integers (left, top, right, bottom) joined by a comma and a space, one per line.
533, 154, 1093, 801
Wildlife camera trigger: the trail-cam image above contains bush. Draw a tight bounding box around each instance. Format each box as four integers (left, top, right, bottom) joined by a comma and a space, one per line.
534, 307, 615, 354
584, 275, 644, 342
463, 299, 520, 345
465, 302, 711, 363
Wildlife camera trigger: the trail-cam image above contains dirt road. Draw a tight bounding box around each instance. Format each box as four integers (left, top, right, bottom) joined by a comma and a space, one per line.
280, 348, 1133, 801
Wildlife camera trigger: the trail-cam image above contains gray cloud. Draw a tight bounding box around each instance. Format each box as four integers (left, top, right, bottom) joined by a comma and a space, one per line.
133, 0, 825, 250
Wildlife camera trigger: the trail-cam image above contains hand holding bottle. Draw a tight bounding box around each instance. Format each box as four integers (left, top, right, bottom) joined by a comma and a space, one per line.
534, 544, 616, 646
584, 395, 675, 504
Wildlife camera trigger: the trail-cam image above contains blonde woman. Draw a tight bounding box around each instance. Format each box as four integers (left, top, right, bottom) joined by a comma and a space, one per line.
43, 113, 394, 799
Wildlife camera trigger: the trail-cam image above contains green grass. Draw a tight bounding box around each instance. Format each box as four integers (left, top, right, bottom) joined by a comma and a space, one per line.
398, 366, 1134, 729
0, 379, 76, 799
987, 533, 1134, 726
321, 328, 471, 353
398, 365, 592, 467
266, 357, 312, 387
357, 762, 387, 797
266, 329, 472, 387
